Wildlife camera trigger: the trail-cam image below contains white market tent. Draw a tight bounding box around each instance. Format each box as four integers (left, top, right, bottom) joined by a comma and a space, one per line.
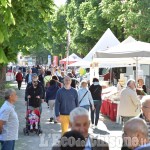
83, 28, 120, 62
93, 36, 138, 65
69, 28, 120, 67
94, 40, 150, 61
60, 53, 82, 65
69, 36, 138, 68
94, 38, 150, 81
68, 60, 91, 68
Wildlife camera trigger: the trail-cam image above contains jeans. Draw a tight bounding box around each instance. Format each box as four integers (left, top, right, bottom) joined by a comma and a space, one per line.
0, 140, 15, 150
90, 101, 101, 126
80, 105, 90, 111
48, 100, 55, 119
17, 81, 22, 90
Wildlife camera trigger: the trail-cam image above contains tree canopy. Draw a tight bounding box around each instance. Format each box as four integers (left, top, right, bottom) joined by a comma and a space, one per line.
0, 0, 54, 64
0, 0, 149, 64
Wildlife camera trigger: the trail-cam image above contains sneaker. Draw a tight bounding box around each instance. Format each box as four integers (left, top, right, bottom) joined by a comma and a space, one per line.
54, 121, 58, 124
95, 125, 98, 129
49, 118, 53, 122
91, 124, 94, 128
30, 125, 33, 130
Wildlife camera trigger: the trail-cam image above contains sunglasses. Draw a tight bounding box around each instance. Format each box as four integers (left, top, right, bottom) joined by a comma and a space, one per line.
32, 81, 38, 83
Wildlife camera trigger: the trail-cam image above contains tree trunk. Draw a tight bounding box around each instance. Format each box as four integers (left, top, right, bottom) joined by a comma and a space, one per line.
0, 64, 6, 99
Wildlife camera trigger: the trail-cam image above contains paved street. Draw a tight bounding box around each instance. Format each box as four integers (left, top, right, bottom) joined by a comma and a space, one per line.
12, 81, 123, 150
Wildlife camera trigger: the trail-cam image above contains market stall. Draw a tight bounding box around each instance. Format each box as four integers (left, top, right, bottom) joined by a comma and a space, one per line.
100, 86, 119, 122
59, 53, 82, 65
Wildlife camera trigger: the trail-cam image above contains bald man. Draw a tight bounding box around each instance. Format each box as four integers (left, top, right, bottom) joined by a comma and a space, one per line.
139, 96, 150, 139
123, 118, 150, 150
55, 76, 79, 135
118, 79, 141, 124
122, 96, 150, 150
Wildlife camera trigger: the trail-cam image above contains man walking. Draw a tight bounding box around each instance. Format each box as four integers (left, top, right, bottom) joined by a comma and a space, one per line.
38, 69, 45, 86
25, 75, 44, 113
52, 107, 109, 150
0, 89, 19, 150
55, 76, 78, 135
25, 69, 32, 84
118, 79, 141, 124
16, 70, 23, 90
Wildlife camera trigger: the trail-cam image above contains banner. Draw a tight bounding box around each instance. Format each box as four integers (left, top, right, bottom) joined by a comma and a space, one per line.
53, 56, 58, 66
48, 55, 51, 66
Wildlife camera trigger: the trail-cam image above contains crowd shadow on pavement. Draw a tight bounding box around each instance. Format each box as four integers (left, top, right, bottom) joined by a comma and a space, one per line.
93, 128, 110, 135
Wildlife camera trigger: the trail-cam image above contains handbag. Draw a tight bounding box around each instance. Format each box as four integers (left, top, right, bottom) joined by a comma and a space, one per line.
79, 91, 88, 104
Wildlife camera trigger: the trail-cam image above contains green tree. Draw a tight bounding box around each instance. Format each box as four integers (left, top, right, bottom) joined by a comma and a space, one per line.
0, 0, 54, 63
66, 0, 110, 55
101, 0, 150, 41
0, 0, 54, 83
120, 0, 150, 42
50, 6, 67, 58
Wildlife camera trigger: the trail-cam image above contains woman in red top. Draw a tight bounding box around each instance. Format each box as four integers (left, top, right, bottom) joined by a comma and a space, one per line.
16, 70, 23, 90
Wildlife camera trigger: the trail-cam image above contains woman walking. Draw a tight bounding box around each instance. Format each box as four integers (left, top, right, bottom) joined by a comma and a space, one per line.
16, 70, 23, 90
46, 79, 59, 123
89, 78, 102, 128
78, 80, 94, 111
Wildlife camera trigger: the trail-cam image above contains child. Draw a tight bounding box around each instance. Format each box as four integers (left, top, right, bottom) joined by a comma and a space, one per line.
29, 110, 39, 130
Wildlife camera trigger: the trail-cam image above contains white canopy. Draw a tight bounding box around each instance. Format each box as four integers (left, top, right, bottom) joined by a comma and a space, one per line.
69, 58, 135, 68
94, 37, 150, 82
69, 28, 120, 67
83, 28, 120, 62
60, 53, 82, 64
68, 60, 90, 68
69, 36, 139, 67
95, 41, 150, 60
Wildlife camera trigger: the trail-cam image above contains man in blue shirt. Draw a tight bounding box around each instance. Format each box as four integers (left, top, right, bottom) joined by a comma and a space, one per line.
55, 76, 78, 135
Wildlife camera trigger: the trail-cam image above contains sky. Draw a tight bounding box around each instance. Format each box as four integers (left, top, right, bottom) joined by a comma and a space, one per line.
54, 0, 67, 7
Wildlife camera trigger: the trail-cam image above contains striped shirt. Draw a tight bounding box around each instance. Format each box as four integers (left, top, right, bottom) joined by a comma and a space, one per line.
0, 101, 19, 141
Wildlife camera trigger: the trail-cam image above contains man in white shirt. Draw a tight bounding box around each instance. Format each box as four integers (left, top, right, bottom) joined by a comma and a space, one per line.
52, 107, 109, 150
118, 79, 141, 124
0, 89, 19, 150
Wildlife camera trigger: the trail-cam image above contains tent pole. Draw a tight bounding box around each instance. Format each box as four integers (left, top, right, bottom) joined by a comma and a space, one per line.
136, 57, 138, 86
110, 68, 112, 85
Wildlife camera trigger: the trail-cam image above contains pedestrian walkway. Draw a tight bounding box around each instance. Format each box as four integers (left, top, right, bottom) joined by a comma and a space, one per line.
13, 81, 122, 150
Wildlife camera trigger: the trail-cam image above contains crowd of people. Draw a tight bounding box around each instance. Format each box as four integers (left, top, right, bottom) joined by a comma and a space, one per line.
0, 65, 150, 150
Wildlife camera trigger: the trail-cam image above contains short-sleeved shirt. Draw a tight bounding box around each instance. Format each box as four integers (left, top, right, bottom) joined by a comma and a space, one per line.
0, 101, 19, 141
